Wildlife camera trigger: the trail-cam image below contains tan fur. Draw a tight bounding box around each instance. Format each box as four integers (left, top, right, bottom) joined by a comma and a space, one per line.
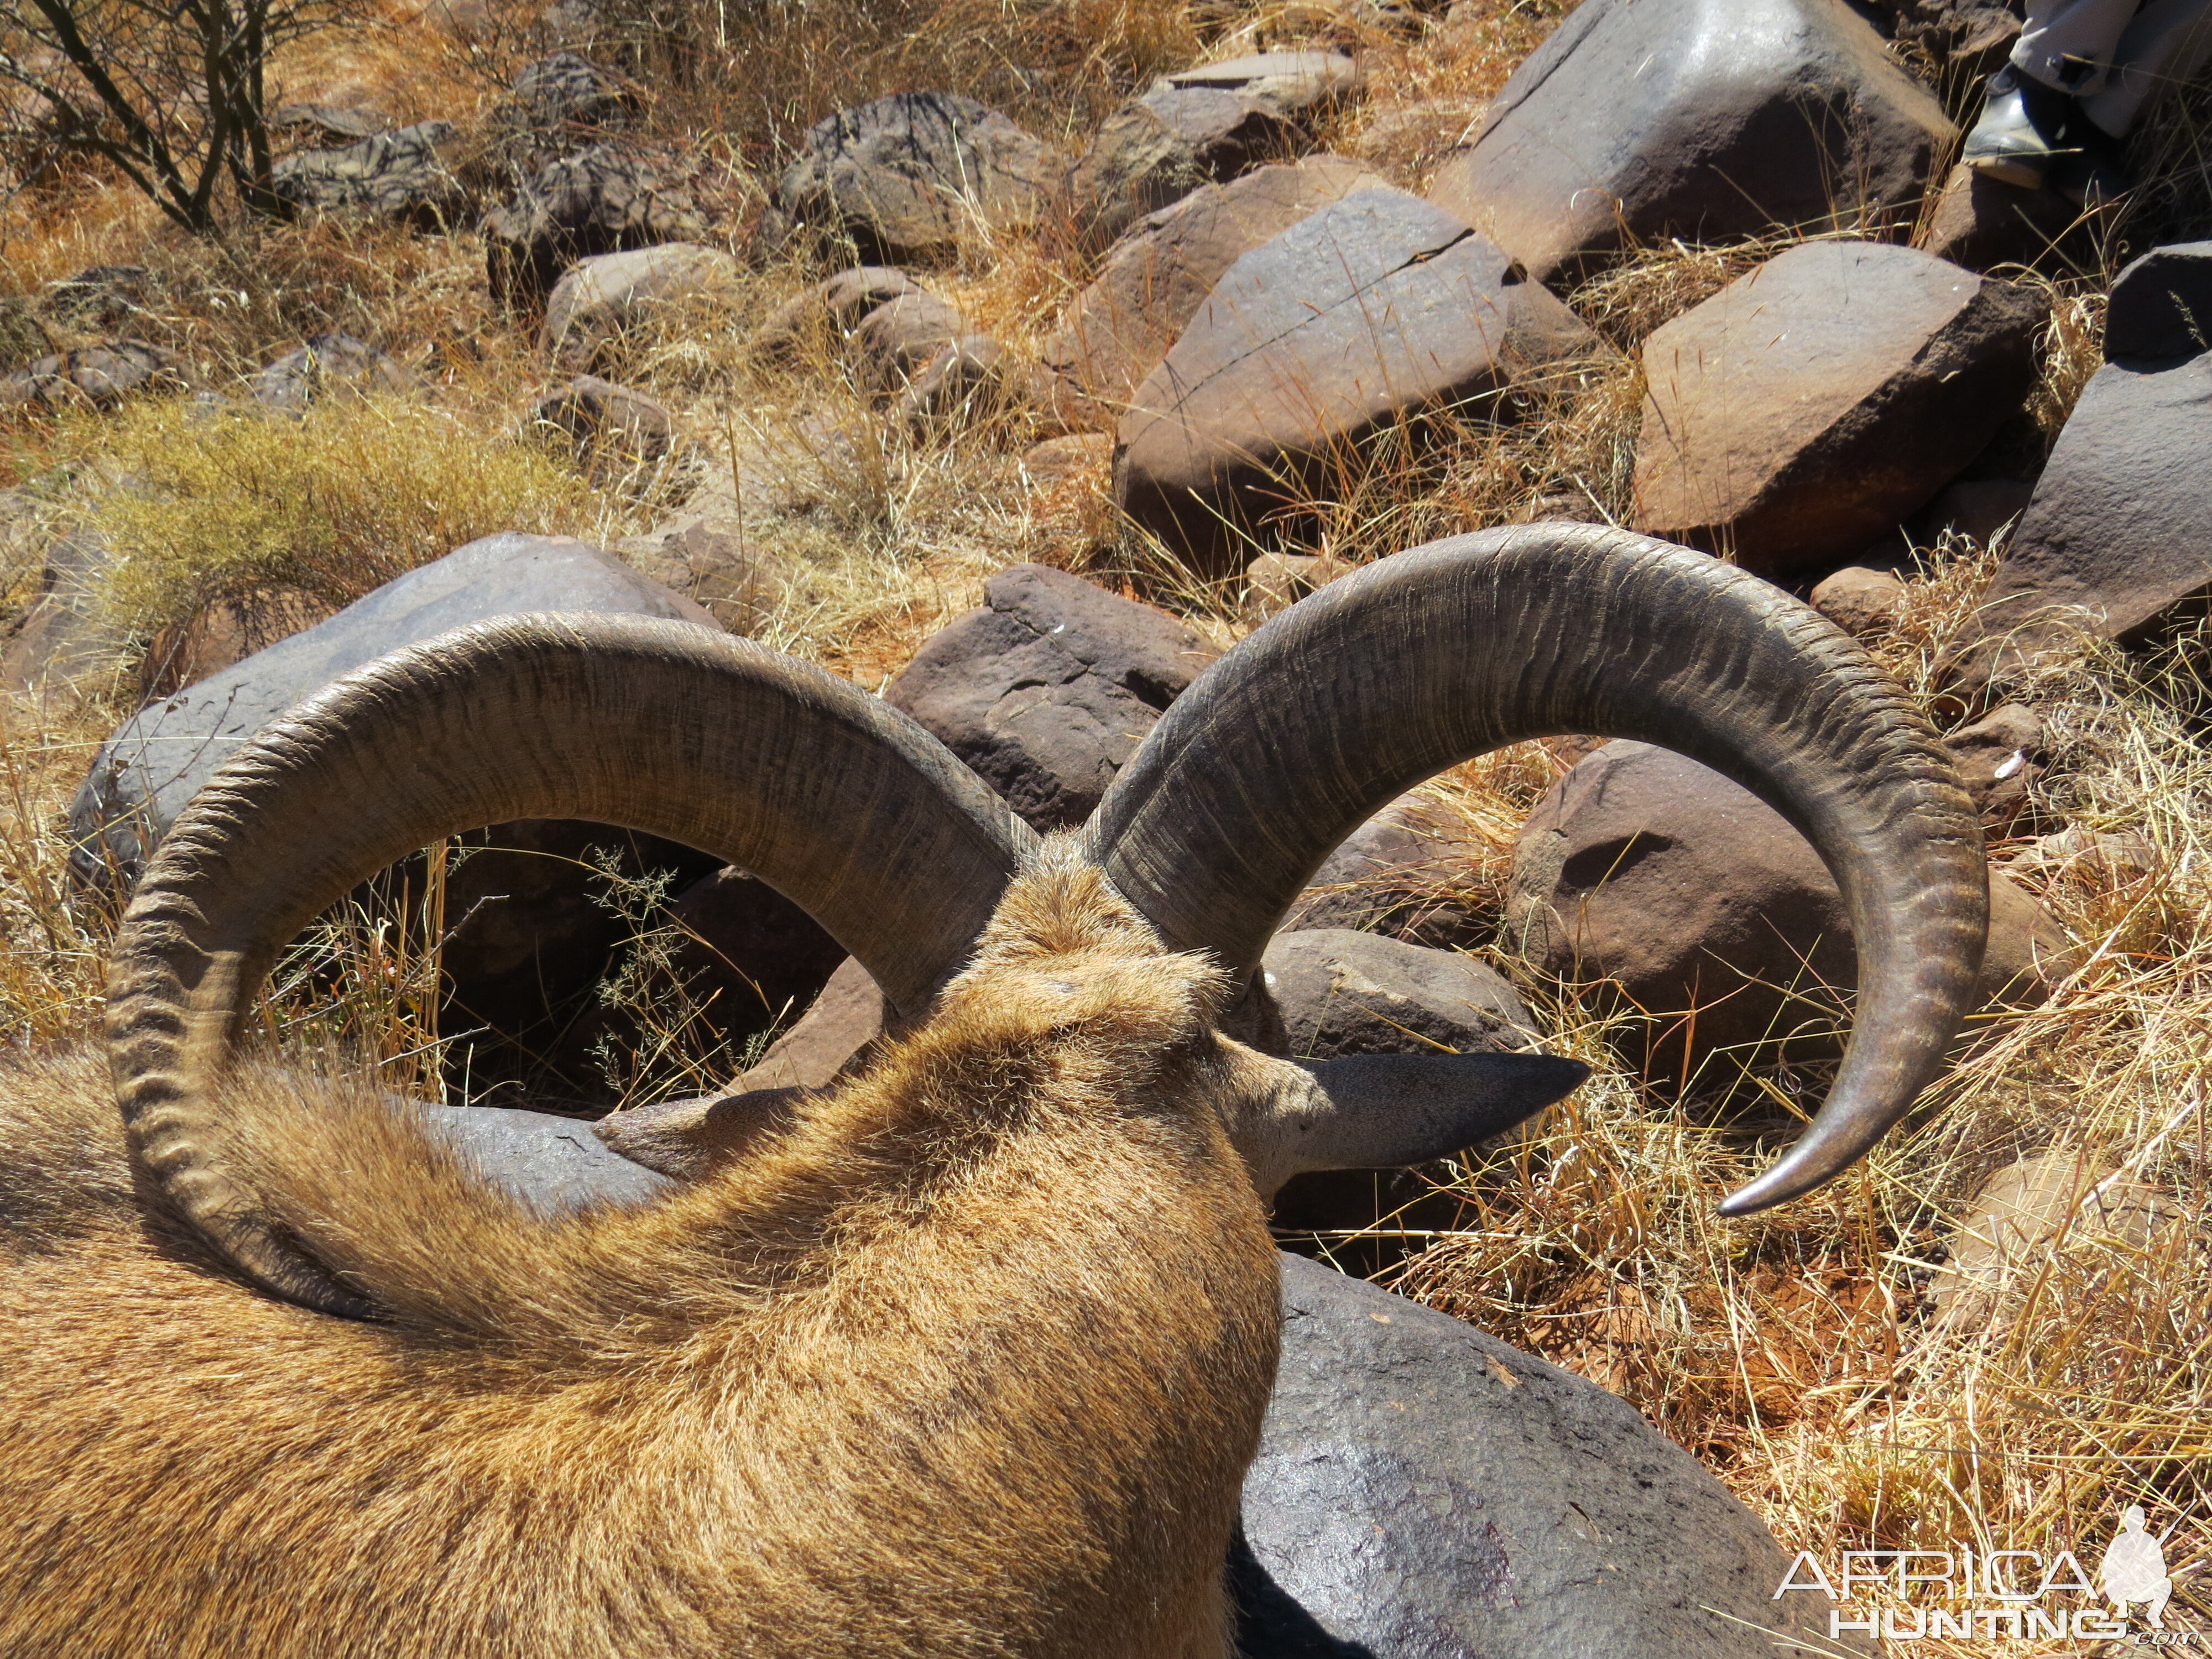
0, 846, 1283, 1658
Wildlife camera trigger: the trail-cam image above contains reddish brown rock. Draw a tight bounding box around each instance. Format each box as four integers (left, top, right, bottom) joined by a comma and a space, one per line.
1632, 241, 2044, 577
1953, 354, 2212, 686
749, 266, 923, 363
2106, 241, 2212, 363
884, 563, 1218, 830
139, 588, 335, 700
1916, 477, 2035, 549
1505, 740, 2065, 1081
1945, 703, 2046, 834
1034, 155, 1387, 432
1921, 164, 2094, 276
530, 375, 676, 476
1808, 566, 1905, 638
1117, 188, 1600, 578
1244, 551, 1353, 618
896, 335, 1010, 427
611, 514, 777, 634
852, 291, 967, 389
1426, 0, 1950, 284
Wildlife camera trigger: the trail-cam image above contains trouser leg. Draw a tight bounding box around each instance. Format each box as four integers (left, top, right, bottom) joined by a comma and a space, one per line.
2013, 0, 2142, 93
2080, 0, 2212, 133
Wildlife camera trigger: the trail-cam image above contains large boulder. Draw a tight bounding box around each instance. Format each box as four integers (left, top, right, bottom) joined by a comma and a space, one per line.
1504, 740, 2068, 1081
270, 119, 468, 225
1157, 51, 1364, 121
540, 242, 744, 374
2105, 241, 2212, 364
1426, 0, 1952, 284
1036, 155, 1386, 432
1631, 241, 2044, 577
1953, 352, 2212, 685
69, 531, 718, 889
757, 91, 1058, 264
1061, 86, 1303, 258
485, 144, 707, 309
1116, 189, 1599, 577
1280, 794, 1485, 948
1239, 1254, 1863, 1658
424, 1106, 1849, 1659
883, 563, 1218, 830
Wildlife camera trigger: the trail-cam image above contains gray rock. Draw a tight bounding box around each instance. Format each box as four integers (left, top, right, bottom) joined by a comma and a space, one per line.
883, 563, 1218, 830
420, 1100, 670, 1211
486, 144, 707, 308
1260, 929, 1533, 1061
2105, 240, 2212, 364
1505, 740, 2068, 1080
1061, 86, 1302, 257
1955, 354, 2212, 685
69, 531, 718, 889
1915, 476, 2034, 549
1237, 1255, 1864, 1658
1632, 241, 2044, 577
253, 332, 416, 412
0, 340, 183, 411
1426, 0, 1952, 284
541, 242, 744, 375
1035, 155, 1387, 433
761, 91, 1058, 264
506, 51, 636, 137
271, 120, 467, 225
1117, 188, 1600, 577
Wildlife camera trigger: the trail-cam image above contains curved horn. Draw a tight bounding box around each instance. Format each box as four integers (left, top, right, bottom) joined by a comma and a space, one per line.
1084, 526, 1985, 1215
108, 613, 1034, 1314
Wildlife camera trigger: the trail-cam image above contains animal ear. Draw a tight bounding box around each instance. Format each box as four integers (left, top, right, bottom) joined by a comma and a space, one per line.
1259, 1052, 1587, 1192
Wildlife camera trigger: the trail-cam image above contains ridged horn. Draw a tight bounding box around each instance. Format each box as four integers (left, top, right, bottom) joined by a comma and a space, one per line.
107, 613, 1034, 1314
1085, 526, 1985, 1214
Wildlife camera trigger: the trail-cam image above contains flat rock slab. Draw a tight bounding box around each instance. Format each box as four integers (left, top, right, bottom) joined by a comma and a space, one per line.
1956, 354, 2212, 683
884, 563, 1218, 830
1037, 155, 1386, 432
426, 1106, 1840, 1656
69, 531, 716, 889
1632, 240, 2043, 577
1237, 1253, 1859, 1658
542, 242, 744, 374
1426, 0, 1951, 284
1116, 188, 1597, 577
763, 91, 1058, 263
1161, 51, 1364, 119
2105, 240, 2212, 364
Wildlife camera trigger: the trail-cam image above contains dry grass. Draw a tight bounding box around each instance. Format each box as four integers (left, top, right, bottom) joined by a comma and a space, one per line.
2, 0, 2210, 1644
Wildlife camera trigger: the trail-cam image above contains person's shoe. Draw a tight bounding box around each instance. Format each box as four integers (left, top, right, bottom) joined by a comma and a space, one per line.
1963, 65, 2079, 189
2049, 121, 2132, 207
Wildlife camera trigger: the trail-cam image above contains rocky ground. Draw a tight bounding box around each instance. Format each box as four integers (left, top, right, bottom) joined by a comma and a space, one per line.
3, 0, 2210, 1641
